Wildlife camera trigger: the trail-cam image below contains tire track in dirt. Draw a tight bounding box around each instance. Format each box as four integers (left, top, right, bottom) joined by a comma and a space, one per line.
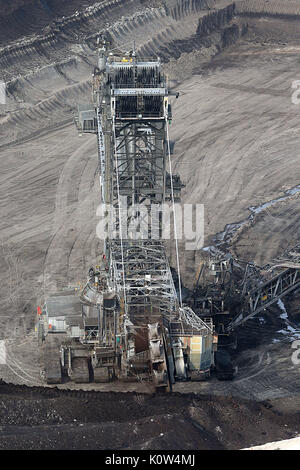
67, 152, 100, 284
43, 134, 96, 293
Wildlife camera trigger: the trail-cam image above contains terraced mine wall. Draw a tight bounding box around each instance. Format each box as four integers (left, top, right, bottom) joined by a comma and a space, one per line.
123, 3, 246, 61
236, 0, 300, 18
196, 3, 236, 36
195, 3, 247, 51
1, 0, 300, 54
0, 1, 246, 105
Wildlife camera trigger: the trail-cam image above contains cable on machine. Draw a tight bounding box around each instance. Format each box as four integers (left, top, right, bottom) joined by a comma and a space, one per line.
165, 116, 183, 308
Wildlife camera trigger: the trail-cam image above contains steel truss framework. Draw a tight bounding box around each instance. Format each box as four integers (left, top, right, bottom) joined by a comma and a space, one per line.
113, 120, 166, 207
96, 52, 212, 337
229, 267, 300, 330
110, 239, 179, 324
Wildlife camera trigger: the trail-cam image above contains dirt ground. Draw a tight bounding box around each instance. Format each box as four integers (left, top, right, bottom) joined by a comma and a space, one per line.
0, 0, 299, 450
0, 380, 299, 450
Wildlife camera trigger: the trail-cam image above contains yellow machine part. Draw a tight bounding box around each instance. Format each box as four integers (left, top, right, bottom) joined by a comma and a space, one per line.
183, 335, 213, 370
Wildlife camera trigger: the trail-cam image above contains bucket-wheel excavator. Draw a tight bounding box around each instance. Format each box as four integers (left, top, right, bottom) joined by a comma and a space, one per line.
38, 39, 300, 388
38, 40, 215, 389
